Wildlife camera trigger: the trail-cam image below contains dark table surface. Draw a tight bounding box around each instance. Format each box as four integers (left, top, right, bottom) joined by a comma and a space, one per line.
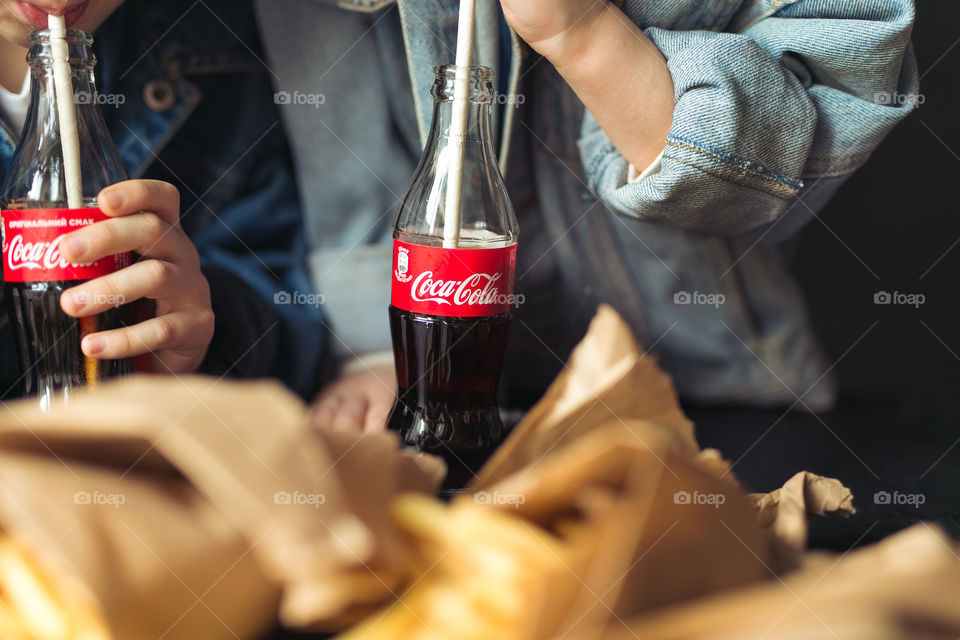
688, 399, 960, 550
265, 398, 960, 638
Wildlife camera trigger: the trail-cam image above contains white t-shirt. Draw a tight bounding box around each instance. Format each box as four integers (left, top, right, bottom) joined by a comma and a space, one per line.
0, 72, 31, 138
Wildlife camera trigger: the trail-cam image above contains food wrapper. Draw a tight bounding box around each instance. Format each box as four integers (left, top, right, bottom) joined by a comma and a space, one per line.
565, 523, 960, 639
750, 470, 856, 572
343, 305, 959, 640
473, 305, 699, 489
0, 304, 955, 640
0, 376, 443, 638
0, 452, 277, 640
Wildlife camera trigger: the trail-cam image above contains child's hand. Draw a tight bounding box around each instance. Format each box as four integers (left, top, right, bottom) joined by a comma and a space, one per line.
311, 362, 397, 432
58, 180, 215, 374
499, 0, 607, 60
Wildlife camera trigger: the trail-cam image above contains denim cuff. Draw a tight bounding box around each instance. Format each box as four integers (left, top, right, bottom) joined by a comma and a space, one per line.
579, 27, 818, 236
579, 4, 920, 237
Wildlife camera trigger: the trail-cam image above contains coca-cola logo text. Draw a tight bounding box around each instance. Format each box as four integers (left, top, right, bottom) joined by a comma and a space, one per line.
6, 234, 95, 271
391, 241, 517, 317
411, 271, 503, 306
2, 208, 126, 283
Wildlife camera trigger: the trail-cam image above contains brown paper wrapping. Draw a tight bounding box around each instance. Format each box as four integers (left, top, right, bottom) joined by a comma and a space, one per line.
343, 304, 959, 640
566, 523, 960, 639
473, 305, 699, 489
0, 452, 278, 640
0, 376, 442, 638
750, 470, 856, 572
0, 304, 955, 640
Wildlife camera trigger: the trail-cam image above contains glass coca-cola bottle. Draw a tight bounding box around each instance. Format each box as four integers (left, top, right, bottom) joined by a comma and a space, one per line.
388, 64, 519, 491
1, 28, 132, 410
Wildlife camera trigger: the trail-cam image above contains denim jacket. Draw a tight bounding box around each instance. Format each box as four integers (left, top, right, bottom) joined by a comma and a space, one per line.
260, 0, 917, 410
0, 0, 325, 398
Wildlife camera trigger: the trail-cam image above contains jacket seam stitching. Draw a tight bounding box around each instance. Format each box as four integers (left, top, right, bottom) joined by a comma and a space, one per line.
666, 136, 803, 190
661, 154, 794, 201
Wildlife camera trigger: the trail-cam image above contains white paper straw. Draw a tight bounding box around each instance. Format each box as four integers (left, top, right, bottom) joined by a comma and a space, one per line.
49, 14, 98, 386
442, 0, 476, 249
48, 14, 83, 209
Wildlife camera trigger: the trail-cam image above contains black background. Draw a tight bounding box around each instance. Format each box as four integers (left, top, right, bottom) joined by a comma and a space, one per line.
794, 0, 960, 424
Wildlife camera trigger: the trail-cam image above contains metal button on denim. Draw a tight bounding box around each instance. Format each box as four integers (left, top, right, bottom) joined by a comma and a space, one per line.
143, 79, 176, 112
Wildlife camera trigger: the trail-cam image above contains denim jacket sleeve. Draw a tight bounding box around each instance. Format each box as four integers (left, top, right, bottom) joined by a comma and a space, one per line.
578, 0, 918, 238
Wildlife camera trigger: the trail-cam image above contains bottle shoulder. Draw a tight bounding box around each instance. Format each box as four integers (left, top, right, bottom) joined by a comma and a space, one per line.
395, 229, 517, 248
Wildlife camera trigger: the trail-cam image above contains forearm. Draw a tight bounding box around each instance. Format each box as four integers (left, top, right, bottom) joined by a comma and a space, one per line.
534, 3, 675, 170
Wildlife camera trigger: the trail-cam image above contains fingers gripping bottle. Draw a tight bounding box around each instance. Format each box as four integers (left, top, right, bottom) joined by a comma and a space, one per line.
388, 65, 519, 492
1, 29, 132, 410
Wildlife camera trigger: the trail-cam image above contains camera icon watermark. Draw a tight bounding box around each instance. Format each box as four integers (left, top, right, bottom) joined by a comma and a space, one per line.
673, 490, 726, 509
273, 490, 326, 509
75, 91, 126, 108
274, 91, 326, 109
873, 490, 925, 509
473, 490, 525, 508
674, 291, 725, 308
874, 291, 925, 309
274, 290, 325, 308
874, 91, 925, 107
74, 490, 126, 509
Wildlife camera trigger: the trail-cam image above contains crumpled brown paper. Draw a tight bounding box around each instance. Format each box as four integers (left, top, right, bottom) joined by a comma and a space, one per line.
565, 522, 960, 640
0, 451, 278, 639
339, 306, 856, 639
0, 376, 443, 638
750, 470, 856, 572
471, 306, 785, 633
0, 303, 955, 640
474, 305, 699, 489
343, 304, 958, 640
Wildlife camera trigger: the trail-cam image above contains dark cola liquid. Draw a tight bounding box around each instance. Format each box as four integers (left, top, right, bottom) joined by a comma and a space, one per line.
387, 305, 510, 492
6, 281, 131, 409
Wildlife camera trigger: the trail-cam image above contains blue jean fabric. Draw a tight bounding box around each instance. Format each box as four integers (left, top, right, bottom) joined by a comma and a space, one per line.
258, 0, 917, 409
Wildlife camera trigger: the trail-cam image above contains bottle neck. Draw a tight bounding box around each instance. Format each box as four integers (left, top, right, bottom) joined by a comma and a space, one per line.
393, 65, 518, 246
422, 98, 498, 179
2, 29, 127, 208
25, 32, 103, 152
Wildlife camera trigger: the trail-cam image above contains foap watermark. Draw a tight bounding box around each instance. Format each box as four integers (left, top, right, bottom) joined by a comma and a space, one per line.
674, 490, 726, 509
274, 490, 326, 509
674, 291, 725, 308
874, 490, 925, 509
492, 92, 526, 108
474, 490, 525, 508
74, 490, 126, 509
274, 290, 325, 308
274, 91, 326, 109
874, 91, 925, 108
71, 291, 125, 307
874, 291, 925, 308
75, 91, 126, 108
493, 292, 525, 308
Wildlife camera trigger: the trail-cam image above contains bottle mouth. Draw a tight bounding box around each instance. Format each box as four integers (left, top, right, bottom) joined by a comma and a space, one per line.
28, 28, 93, 46
432, 64, 496, 103
27, 28, 95, 68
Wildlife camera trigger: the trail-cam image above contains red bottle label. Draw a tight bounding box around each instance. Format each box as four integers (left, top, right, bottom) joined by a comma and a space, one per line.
391, 240, 518, 317
1, 208, 131, 283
